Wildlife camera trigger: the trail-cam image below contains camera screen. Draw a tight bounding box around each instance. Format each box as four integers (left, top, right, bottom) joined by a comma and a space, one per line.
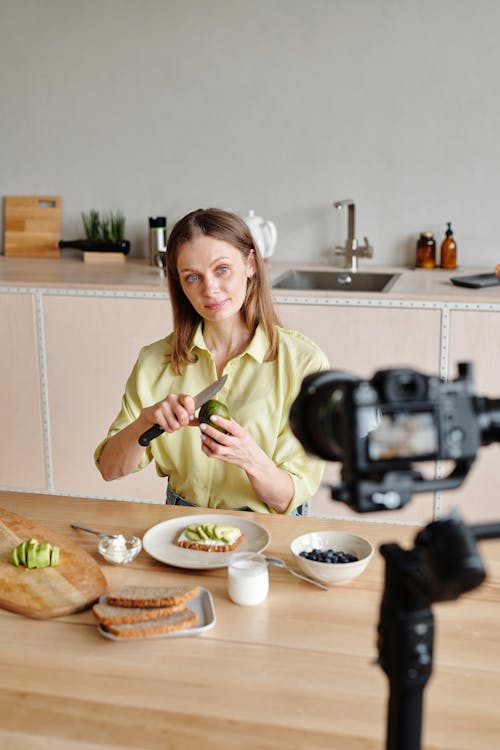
364, 408, 438, 461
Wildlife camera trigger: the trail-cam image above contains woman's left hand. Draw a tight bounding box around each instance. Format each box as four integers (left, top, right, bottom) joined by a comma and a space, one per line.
199, 414, 260, 471
199, 414, 295, 513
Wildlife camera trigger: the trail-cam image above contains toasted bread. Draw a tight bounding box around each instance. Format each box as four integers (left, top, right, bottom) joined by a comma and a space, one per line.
176, 536, 243, 552
102, 608, 198, 638
107, 584, 199, 609
92, 599, 186, 626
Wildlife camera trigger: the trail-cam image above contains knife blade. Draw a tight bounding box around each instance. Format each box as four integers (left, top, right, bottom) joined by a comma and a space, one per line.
138, 374, 228, 446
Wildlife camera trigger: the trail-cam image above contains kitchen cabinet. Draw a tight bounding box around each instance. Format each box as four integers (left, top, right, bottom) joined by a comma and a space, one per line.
43, 294, 173, 502
276, 302, 442, 523
441, 309, 500, 524
0, 294, 45, 490
2, 257, 500, 526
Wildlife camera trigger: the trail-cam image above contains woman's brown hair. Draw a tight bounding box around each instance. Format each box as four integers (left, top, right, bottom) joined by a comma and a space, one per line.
165, 208, 281, 374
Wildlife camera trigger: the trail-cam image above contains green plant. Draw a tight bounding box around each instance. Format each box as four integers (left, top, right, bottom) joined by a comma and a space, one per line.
109, 210, 126, 242
100, 216, 111, 242
81, 210, 126, 242
81, 210, 101, 241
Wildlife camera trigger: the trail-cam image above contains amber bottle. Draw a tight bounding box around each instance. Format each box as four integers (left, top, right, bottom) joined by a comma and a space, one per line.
416, 232, 436, 268
440, 222, 457, 270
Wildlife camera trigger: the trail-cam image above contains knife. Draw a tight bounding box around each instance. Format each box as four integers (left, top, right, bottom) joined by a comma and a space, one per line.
138, 374, 228, 446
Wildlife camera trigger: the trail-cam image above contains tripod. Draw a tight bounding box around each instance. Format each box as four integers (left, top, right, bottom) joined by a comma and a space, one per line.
376, 511, 500, 750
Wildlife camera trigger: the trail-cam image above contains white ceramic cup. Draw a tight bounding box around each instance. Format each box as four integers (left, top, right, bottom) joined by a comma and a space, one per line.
227, 552, 269, 606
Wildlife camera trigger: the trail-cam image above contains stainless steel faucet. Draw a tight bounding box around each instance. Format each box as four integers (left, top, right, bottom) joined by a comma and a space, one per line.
334, 199, 373, 272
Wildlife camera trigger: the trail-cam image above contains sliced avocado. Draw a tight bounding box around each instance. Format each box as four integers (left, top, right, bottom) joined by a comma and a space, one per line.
26, 539, 39, 569
37, 542, 52, 569
18, 540, 30, 566
187, 524, 200, 533
10, 546, 20, 566
50, 546, 60, 567
185, 529, 201, 542
204, 523, 217, 539
215, 525, 238, 539
196, 525, 209, 540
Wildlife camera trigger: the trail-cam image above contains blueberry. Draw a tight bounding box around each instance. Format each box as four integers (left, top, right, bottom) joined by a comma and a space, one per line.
302, 547, 359, 564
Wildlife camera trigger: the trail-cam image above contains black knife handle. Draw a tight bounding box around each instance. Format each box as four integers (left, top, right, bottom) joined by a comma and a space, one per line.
138, 424, 164, 446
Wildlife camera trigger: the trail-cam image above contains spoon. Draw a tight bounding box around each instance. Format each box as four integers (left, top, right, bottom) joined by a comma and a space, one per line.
264, 556, 329, 591
70, 523, 124, 539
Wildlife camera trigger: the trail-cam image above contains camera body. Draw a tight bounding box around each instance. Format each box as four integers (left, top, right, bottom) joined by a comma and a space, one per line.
290, 362, 500, 512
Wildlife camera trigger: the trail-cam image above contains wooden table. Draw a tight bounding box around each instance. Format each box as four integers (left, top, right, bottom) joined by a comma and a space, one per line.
0, 492, 499, 750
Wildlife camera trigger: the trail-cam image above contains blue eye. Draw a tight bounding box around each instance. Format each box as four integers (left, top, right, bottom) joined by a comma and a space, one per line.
185, 273, 199, 283
217, 265, 230, 275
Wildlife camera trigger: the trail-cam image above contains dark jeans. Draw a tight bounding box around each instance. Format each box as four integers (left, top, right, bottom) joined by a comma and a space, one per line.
166, 485, 305, 516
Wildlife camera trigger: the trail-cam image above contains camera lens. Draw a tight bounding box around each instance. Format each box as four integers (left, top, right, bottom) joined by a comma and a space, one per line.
289, 371, 359, 461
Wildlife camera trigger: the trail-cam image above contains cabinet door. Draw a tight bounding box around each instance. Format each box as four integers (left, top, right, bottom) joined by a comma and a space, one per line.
444, 309, 500, 523
276, 303, 442, 523
44, 295, 172, 502
0, 294, 46, 490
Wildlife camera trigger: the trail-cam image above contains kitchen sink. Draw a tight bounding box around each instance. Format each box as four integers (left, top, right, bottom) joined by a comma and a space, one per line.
271, 269, 401, 293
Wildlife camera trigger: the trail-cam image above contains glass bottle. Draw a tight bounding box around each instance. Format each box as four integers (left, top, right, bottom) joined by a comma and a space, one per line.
416, 232, 436, 269
440, 222, 457, 270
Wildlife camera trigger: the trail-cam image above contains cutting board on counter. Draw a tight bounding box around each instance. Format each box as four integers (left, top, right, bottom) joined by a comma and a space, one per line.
0, 507, 107, 619
3, 195, 62, 258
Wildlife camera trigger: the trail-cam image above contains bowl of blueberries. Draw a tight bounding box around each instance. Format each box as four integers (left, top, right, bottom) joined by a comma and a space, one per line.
290, 530, 374, 586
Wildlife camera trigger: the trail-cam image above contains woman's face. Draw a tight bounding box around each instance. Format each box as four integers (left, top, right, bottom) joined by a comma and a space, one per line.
177, 234, 255, 323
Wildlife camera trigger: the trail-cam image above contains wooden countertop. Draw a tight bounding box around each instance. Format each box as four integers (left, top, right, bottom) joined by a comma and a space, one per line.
0, 491, 499, 749
2, 254, 500, 303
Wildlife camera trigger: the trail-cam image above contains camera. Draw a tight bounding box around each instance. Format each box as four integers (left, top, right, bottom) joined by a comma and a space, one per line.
290, 362, 500, 512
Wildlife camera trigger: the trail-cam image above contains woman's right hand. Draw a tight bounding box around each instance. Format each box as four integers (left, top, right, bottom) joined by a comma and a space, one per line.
98, 393, 198, 482
140, 393, 198, 434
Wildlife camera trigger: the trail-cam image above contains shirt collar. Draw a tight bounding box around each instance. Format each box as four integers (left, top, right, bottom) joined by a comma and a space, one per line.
190, 322, 269, 363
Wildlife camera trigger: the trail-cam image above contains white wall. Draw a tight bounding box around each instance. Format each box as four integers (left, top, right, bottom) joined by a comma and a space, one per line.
2, 0, 500, 267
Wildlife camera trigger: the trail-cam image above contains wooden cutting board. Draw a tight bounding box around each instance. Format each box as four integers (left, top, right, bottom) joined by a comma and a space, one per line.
3, 195, 62, 258
0, 507, 107, 619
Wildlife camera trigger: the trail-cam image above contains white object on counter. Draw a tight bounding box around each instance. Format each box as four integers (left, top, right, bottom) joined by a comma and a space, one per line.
243, 210, 277, 259
98, 534, 142, 565
227, 552, 269, 606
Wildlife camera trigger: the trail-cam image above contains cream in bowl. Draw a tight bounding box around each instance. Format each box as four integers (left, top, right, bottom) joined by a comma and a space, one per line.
290, 530, 374, 586
98, 534, 142, 565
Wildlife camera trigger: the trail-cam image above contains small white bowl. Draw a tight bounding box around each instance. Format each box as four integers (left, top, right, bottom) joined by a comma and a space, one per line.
98, 535, 142, 565
290, 530, 374, 586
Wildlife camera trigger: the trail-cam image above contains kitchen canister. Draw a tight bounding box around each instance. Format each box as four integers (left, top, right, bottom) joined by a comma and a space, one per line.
149, 216, 167, 268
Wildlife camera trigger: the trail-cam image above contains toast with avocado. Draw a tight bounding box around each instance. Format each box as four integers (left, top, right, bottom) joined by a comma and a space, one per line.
176, 522, 243, 552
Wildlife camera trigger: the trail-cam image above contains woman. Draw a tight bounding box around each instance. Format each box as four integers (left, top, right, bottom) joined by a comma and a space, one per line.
95, 208, 328, 514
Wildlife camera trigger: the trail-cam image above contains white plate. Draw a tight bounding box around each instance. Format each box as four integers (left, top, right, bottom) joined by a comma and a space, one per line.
97, 587, 216, 640
142, 513, 271, 570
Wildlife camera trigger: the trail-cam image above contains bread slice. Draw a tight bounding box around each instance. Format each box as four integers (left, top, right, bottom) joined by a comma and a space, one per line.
102, 608, 198, 638
107, 584, 199, 608
176, 536, 243, 552
92, 599, 186, 626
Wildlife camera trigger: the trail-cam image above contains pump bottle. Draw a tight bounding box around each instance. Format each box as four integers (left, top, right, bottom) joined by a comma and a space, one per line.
440, 222, 457, 270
